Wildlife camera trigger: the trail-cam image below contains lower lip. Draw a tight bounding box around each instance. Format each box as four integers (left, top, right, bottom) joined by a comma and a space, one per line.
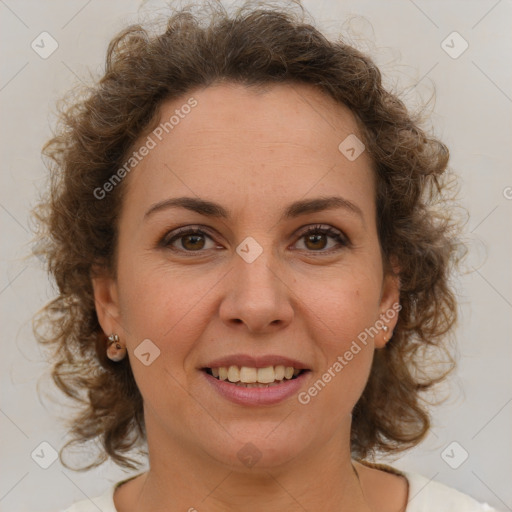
202, 371, 310, 406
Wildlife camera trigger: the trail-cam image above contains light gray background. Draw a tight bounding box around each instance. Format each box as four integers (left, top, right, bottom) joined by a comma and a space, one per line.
1, 1, 511, 511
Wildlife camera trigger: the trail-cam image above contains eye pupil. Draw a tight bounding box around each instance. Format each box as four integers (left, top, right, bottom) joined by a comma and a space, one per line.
164, 226, 345, 254
182, 234, 205, 250
306, 233, 327, 250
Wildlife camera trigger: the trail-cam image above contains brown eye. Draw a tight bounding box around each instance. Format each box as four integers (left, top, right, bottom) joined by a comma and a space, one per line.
295, 225, 348, 252
160, 227, 216, 252
304, 233, 328, 250
181, 233, 206, 251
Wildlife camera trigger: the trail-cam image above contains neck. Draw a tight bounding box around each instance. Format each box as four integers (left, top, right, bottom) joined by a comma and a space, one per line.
126, 420, 372, 512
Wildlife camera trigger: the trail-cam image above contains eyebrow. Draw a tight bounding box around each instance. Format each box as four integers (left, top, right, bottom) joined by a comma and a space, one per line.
144, 195, 364, 222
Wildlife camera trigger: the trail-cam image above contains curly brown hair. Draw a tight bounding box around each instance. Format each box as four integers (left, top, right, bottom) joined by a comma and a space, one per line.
32, 0, 462, 470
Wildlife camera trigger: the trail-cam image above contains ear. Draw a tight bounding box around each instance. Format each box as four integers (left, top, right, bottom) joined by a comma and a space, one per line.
91, 266, 123, 338
374, 266, 401, 349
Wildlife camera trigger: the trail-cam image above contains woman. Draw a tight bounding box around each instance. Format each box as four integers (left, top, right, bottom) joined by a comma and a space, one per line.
33, 1, 499, 511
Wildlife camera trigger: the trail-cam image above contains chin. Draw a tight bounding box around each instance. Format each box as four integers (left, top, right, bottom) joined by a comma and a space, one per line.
204, 424, 308, 472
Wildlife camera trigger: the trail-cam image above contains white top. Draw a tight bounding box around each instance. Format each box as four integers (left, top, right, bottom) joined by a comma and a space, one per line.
61, 469, 500, 511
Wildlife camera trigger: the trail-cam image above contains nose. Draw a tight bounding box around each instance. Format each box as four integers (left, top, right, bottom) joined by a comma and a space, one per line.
219, 246, 294, 334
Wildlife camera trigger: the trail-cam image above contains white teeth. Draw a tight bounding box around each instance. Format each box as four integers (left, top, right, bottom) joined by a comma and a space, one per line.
284, 366, 294, 379
227, 365, 240, 383
209, 364, 302, 384
257, 366, 275, 384
274, 365, 285, 380
239, 366, 257, 383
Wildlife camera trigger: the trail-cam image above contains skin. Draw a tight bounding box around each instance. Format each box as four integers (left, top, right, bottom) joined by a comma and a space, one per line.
93, 82, 406, 512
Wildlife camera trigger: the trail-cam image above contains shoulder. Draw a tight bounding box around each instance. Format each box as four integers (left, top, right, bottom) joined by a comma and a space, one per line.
59, 485, 116, 512
356, 460, 500, 512
402, 470, 499, 512
58, 473, 143, 512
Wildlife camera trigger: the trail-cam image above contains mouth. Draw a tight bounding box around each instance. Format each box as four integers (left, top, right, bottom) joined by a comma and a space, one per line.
202, 365, 309, 388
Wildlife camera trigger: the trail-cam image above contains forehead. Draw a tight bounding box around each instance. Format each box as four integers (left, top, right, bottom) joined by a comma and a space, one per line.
122, 82, 376, 221
155, 82, 368, 156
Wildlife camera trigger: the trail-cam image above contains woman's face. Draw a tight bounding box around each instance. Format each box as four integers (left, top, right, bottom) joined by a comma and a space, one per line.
94, 82, 399, 470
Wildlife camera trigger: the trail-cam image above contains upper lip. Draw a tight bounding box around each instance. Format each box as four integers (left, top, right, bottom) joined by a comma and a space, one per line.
202, 354, 310, 370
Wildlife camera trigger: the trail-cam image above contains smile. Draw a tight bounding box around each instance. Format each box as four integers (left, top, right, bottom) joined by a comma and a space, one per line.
202, 366, 311, 406
205, 365, 305, 387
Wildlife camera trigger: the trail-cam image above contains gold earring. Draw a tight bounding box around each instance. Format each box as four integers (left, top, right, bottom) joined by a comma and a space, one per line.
107, 333, 127, 362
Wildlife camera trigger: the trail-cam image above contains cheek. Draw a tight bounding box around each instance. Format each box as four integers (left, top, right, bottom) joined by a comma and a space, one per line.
116, 257, 224, 383
296, 261, 382, 347
295, 284, 378, 425
117, 253, 211, 335
292, 262, 381, 406
115, 260, 213, 419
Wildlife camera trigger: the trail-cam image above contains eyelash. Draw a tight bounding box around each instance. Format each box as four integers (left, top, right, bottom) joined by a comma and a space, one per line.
159, 224, 349, 255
